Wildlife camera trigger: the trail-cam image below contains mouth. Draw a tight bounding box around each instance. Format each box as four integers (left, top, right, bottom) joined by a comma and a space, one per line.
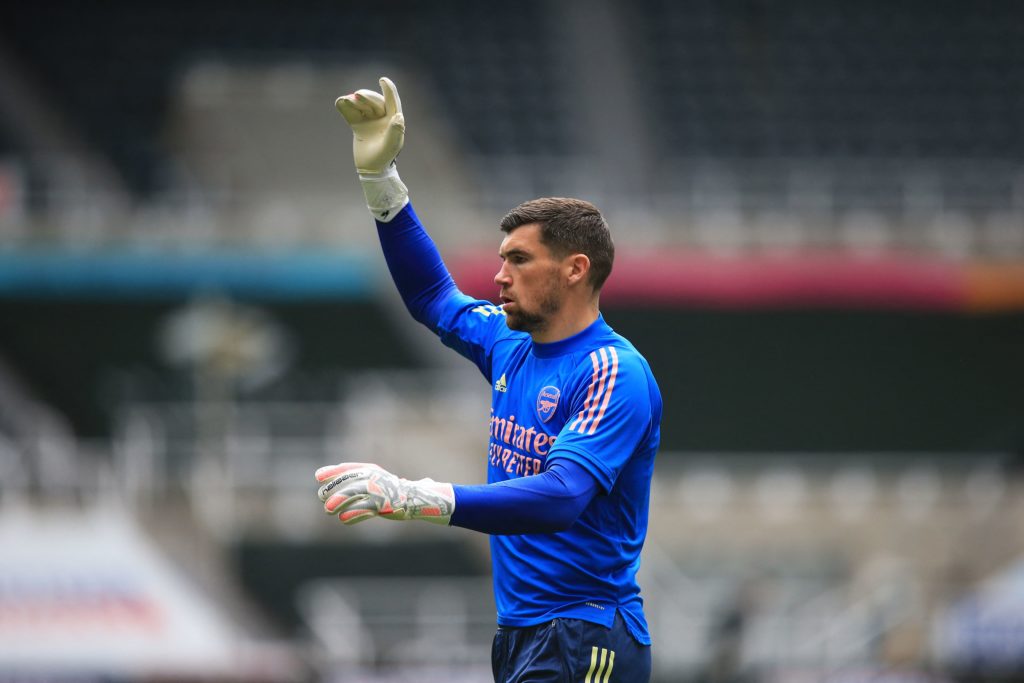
499, 294, 514, 308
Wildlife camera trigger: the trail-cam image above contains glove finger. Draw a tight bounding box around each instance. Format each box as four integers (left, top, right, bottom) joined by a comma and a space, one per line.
315, 462, 376, 483
316, 465, 377, 502
353, 89, 386, 117
340, 508, 378, 525
318, 475, 372, 502
379, 113, 405, 158
380, 77, 402, 116
324, 491, 368, 515
332, 496, 380, 524
335, 96, 367, 125
335, 95, 382, 125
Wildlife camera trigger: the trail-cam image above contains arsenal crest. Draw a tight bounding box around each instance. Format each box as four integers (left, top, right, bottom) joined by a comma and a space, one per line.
536, 385, 560, 423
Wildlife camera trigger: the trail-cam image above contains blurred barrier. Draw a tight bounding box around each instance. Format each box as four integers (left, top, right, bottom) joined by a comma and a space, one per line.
451, 247, 1024, 311
0, 504, 299, 681
0, 249, 375, 299
297, 577, 495, 681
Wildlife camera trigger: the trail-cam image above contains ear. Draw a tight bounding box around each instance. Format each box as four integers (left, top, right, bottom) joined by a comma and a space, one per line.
565, 253, 591, 287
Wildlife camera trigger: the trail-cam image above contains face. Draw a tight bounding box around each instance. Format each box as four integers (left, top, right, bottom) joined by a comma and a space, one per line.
494, 224, 567, 334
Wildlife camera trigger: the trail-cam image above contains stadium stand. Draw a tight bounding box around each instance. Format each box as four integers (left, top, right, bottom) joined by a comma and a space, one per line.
0, 0, 567, 196
630, 0, 1023, 160
2, 0, 1020, 252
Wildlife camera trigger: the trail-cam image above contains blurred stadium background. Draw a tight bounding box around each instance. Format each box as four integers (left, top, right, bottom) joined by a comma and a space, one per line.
1, 1, 1023, 681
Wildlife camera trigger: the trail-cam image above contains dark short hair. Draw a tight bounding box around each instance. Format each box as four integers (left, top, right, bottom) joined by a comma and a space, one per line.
499, 197, 615, 291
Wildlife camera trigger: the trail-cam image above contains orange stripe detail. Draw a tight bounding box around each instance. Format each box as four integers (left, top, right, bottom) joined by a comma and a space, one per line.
578, 348, 610, 433
588, 347, 619, 434
570, 352, 601, 430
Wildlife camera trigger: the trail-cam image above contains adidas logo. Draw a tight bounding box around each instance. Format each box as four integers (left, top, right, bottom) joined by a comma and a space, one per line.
494, 373, 508, 392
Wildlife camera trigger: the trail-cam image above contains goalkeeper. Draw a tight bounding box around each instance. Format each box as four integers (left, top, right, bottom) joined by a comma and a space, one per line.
319, 77, 662, 683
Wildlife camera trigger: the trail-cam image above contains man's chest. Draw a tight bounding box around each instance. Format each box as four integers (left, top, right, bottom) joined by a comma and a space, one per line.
486, 353, 577, 479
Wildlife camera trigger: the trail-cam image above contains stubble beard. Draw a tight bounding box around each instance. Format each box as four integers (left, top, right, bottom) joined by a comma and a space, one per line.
505, 286, 562, 335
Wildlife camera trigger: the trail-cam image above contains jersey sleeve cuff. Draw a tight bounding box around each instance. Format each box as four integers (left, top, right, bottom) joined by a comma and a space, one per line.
545, 447, 615, 494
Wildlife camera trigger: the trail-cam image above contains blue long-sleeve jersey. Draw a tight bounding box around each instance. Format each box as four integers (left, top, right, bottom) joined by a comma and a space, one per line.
377, 203, 662, 644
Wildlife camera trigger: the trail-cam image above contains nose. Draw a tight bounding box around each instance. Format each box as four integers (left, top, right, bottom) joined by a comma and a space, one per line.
494, 262, 511, 287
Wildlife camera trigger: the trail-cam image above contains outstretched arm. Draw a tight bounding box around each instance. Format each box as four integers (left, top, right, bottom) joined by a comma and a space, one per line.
450, 459, 600, 535
315, 459, 600, 535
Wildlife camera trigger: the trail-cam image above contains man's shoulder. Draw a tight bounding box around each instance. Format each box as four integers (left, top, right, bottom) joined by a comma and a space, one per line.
559, 336, 662, 433
583, 332, 661, 406
566, 335, 655, 390
584, 332, 651, 369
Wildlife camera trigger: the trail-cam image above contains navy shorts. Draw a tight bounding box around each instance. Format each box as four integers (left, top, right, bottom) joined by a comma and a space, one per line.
491, 611, 651, 682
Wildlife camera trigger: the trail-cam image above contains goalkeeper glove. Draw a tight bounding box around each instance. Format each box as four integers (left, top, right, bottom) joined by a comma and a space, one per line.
336, 77, 408, 222
315, 462, 455, 526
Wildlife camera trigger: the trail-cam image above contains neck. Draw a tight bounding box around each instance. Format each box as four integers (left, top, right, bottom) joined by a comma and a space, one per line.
530, 299, 600, 344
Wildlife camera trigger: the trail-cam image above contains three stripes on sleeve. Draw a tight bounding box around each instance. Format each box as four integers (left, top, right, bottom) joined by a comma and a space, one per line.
569, 347, 619, 435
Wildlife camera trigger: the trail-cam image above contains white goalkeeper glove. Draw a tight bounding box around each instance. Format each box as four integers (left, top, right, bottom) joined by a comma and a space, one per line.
315, 462, 454, 526
335, 77, 408, 222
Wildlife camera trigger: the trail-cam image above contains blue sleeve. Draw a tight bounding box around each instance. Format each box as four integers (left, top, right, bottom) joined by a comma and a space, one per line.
547, 346, 658, 493
376, 203, 458, 326
449, 459, 600, 535
377, 203, 512, 378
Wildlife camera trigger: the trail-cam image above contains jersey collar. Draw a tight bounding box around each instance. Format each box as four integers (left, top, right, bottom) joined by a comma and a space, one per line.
531, 314, 612, 358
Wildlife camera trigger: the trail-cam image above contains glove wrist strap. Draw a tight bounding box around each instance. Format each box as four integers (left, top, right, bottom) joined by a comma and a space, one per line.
358, 164, 409, 222
406, 478, 455, 525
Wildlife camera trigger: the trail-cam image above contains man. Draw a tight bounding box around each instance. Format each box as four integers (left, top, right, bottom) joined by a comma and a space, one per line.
316, 77, 662, 683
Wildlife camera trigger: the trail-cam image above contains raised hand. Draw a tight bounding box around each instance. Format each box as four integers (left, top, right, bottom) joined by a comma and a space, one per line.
335, 77, 405, 175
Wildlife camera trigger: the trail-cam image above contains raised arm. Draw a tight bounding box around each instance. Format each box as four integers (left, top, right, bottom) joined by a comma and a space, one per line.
336, 77, 458, 326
